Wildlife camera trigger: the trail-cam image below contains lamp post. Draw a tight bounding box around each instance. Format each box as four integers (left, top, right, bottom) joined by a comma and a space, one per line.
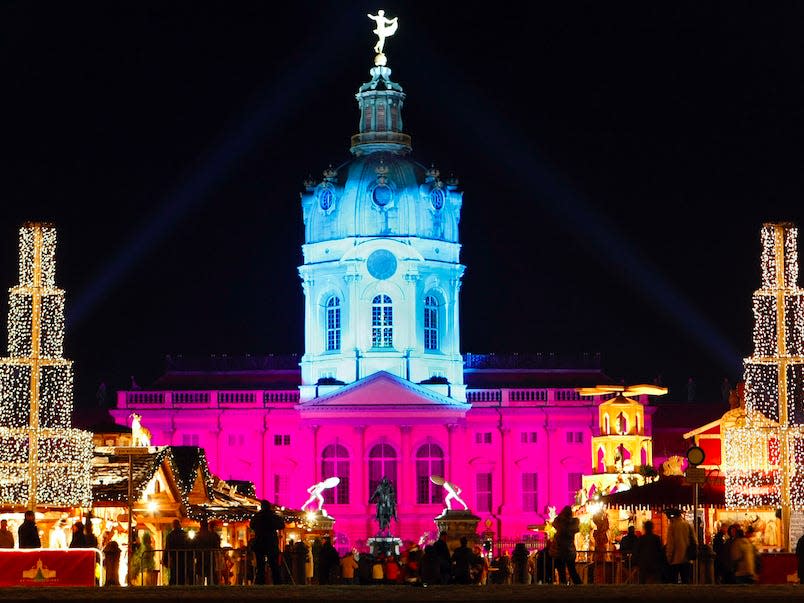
685, 445, 706, 584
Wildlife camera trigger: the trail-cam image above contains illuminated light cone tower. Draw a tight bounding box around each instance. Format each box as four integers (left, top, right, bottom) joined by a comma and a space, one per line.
724, 222, 804, 550
0, 223, 93, 509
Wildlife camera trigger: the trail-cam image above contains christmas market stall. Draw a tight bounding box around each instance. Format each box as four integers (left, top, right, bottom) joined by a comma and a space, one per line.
91, 438, 260, 585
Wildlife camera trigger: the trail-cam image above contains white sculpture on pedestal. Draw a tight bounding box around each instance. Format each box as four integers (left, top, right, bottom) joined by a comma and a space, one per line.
301, 476, 341, 516
430, 475, 468, 512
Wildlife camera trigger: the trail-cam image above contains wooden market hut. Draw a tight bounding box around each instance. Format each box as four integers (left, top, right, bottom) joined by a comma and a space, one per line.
600, 474, 726, 542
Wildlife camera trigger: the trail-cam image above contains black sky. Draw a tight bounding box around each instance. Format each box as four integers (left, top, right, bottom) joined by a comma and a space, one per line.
1, 1, 803, 406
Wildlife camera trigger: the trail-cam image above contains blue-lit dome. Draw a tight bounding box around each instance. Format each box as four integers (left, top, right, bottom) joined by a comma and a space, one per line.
301, 64, 462, 244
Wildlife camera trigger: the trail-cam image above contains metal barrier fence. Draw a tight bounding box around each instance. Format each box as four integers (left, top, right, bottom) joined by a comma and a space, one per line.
492, 550, 638, 585
123, 548, 253, 586
120, 546, 714, 587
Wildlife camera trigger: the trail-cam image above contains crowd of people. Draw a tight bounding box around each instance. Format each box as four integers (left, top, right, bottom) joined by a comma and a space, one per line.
8, 499, 803, 587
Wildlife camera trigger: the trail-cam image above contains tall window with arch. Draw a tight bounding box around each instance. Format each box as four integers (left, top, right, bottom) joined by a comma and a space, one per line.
368, 443, 398, 496
321, 443, 350, 504
325, 296, 341, 351
424, 295, 439, 351
371, 294, 393, 348
416, 443, 445, 503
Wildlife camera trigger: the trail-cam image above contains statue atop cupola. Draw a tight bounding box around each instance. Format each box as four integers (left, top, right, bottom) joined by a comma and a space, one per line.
368, 10, 398, 64
353, 10, 410, 156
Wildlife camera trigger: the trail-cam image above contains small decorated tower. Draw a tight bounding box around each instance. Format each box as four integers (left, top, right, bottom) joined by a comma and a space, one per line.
578, 384, 664, 500
0, 223, 93, 509
724, 222, 804, 550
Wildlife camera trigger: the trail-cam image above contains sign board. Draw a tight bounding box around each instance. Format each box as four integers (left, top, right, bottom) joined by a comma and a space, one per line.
114, 447, 151, 455
0, 549, 97, 587
685, 467, 706, 484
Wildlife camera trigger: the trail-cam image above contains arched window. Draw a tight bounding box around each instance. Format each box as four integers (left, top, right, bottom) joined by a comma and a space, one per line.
325, 296, 341, 352
371, 294, 393, 348
368, 443, 397, 497
321, 444, 350, 504
424, 296, 438, 351
416, 443, 444, 503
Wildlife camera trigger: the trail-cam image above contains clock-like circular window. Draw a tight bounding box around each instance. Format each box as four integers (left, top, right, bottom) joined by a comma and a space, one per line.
430, 187, 445, 210
372, 184, 393, 207
319, 188, 334, 211
367, 249, 397, 280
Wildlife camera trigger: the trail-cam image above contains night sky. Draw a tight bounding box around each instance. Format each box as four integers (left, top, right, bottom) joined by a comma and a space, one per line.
1, 2, 803, 406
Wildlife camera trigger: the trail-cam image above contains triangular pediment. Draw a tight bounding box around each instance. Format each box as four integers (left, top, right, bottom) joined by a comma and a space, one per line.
298, 371, 469, 415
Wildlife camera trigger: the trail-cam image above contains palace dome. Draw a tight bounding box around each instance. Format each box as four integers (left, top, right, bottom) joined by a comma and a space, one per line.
301, 64, 462, 245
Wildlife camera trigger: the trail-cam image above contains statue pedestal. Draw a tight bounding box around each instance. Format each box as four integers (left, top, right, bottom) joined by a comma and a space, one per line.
303, 510, 335, 535
434, 509, 481, 550
367, 536, 402, 556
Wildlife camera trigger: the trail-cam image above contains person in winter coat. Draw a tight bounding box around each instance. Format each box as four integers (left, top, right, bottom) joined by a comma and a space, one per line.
796, 531, 804, 585
69, 520, 87, 548
339, 550, 359, 584
163, 519, 190, 585
551, 505, 582, 584
632, 520, 664, 584
511, 542, 531, 584
420, 545, 441, 585
0, 519, 14, 548
433, 531, 451, 584
450, 536, 475, 584
318, 536, 340, 584
665, 509, 695, 584
18, 510, 40, 549
250, 500, 285, 585
731, 528, 758, 584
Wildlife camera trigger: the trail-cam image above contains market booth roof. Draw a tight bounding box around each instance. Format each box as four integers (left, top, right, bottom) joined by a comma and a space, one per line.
600, 474, 725, 511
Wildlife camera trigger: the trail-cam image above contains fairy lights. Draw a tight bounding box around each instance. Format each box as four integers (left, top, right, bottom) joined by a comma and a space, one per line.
0, 223, 92, 508
724, 223, 804, 549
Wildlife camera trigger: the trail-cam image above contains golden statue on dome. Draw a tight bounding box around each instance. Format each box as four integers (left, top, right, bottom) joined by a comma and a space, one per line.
368, 9, 398, 65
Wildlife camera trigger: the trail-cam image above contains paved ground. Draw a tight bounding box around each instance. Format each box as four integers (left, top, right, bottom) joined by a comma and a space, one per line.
2, 585, 804, 603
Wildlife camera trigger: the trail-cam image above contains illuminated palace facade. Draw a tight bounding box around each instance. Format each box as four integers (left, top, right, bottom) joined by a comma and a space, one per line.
112, 49, 655, 545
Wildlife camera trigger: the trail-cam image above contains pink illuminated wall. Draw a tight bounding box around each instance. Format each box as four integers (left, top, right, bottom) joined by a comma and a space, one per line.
112, 383, 654, 546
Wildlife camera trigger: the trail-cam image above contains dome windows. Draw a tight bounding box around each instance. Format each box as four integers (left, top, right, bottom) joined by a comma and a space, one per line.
319, 187, 334, 211
430, 187, 445, 211
372, 184, 393, 207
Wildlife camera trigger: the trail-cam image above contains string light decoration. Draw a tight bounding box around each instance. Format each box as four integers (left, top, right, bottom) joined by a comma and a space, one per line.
723, 222, 804, 550
0, 223, 93, 508
93, 447, 259, 522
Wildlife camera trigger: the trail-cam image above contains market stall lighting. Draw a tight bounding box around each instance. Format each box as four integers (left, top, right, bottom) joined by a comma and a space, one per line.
0, 224, 93, 508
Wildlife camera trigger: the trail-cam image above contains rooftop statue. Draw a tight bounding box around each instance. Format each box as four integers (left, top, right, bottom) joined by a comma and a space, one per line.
368, 10, 398, 56
430, 475, 469, 512
301, 476, 340, 516
130, 412, 152, 447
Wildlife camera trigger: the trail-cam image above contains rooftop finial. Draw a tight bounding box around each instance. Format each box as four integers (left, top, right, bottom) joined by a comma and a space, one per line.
368, 9, 398, 66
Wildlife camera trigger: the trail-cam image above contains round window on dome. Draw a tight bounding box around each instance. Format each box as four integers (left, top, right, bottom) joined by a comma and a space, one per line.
430, 187, 445, 210
372, 184, 393, 207
367, 249, 397, 280
318, 188, 334, 211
